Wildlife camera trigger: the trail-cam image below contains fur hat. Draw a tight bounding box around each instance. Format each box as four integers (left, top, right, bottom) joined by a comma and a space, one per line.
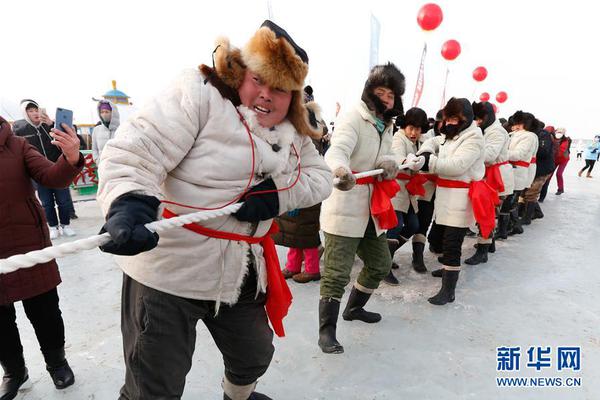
361, 63, 405, 123
397, 107, 428, 132
510, 111, 537, 132
443, 98, 474, 130
472, 101, 496, 130
198, 20, 321, 139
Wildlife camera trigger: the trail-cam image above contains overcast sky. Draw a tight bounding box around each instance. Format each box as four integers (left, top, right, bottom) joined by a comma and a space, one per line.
1, 0, 599, 139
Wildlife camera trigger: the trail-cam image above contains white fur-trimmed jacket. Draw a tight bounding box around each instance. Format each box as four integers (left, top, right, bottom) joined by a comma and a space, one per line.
390, 130, 418, 213
508, 129, 538, 191
97, 68, 332, 305
417, 122, 485, 228
320, 101, 395, 238
483, 120, 514, 196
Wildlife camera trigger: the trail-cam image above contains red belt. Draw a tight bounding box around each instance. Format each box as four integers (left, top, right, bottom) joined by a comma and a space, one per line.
510, 160, 530, 168
434, 178, 500, 239
355, 171, 400, 230
162, 208, 292, 337
484, 161, 506, 193
530, 157, 537, 164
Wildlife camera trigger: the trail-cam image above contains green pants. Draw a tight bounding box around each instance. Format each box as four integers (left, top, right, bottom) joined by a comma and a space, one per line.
320, 220, 392, 299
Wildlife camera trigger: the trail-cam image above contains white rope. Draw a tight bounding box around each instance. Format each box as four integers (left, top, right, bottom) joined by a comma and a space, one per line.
333, 164, 412, 185
0, 203, 242, 275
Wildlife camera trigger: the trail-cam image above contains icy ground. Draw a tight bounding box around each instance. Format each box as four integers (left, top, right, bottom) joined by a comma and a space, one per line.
11, 161, 600, 400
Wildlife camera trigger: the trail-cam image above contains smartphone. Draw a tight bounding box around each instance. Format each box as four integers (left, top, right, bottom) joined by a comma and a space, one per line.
55, 108, 73, 132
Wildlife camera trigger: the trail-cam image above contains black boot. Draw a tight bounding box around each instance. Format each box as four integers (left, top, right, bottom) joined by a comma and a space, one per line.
224, 392, 273, 400
518, 202, 526, 218
532, 202, 544, 220
494, 214, 509, 240
318, 298, 344, 354
383, 270, 399, 285
1, 356, 29, 400
465, 244, 489, 265
509, 209, 524, 235
411, 242, 427, 273
437, 255, 445, 264
521, 202, 536, 226
342, 287, 381, 323
474, 238, 495, 253
387, 239, 400, 269
43, 348, 75, 389
431, 268, 443, 278
428, 270, 460, 305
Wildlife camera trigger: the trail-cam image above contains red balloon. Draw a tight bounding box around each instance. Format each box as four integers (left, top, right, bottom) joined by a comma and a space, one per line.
441, 39, 461, 61
417, 3, 443, 31
479, 92, 490, 102
496, 91, 508, 103
472, 66, 488, 82
491, 103, 498, 114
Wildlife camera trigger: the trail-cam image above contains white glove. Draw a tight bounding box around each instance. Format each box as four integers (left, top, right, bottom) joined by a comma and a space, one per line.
408, 155, 425, 171
405, 153, 417, 164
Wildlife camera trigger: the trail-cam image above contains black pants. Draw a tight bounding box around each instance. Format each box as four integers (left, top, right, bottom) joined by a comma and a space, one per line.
0, 288, 65, 364
439, 226, 468, 268
416, 199, 435, 236
119, 268, 274, 400
387, 206, 419, 241
580, 159, 596, 174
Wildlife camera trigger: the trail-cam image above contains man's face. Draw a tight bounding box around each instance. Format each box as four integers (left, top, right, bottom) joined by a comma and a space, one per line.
404, 125, 422, 143
511, 123, 524, 132
445, 116, 460, 125
373, 86, 395, 111
100, 110, 112, 122
238, 70, 292, 128
26, 107, 41, 125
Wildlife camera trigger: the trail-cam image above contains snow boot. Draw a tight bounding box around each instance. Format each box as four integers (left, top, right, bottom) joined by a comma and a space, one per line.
431, 268, 443, 278
383, 270, 400, 285
428, 270, 460, 305
494, 214, 510, 240
465, 244, 489, 265
533, 202, 544, 220
387, 239, 400, 269
342, 287, 381, 323
411, 242, 427, 273
509, 210, 524, 235
555, 189, 564, 195
43, 348, 74, 390
318, 298, 344, 354
474, 238, 495, 253
1, 355, 29, 400
521, 202, 536, 226
224, 393, 272, 400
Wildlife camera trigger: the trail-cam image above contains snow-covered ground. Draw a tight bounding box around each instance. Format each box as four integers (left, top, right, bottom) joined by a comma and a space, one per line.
11, 160, 600, 400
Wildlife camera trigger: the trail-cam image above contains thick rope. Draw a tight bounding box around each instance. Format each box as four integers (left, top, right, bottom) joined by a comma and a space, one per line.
332, 164, 411, 185
0, 203, 242, 274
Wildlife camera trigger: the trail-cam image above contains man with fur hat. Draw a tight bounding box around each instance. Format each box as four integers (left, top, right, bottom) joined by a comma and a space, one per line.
96, 21, 332, 400
464, 101, 513, 264
318, 63, 404, 354
417, 98, 488, 305
385, 107, 429, 285
504, 111, 538, 235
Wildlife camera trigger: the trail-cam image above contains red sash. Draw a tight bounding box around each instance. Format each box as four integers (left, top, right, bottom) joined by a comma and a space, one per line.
355, 172, 400, 230
530, 157, 537, 164
484, 161, 508, 193
435, 178, 500, 239
162, 208, 292, 337
510, 160, 530, 168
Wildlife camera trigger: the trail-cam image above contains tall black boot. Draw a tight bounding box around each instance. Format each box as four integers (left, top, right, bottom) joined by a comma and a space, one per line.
473, 237, 495, 253
383, 270, 400, 285
43, 348, 75, 389
1, 355, 29, 400
411, 241, 427, 273
521, 202, 536, 225
465, 244, 489, 265
532, 202, 544, 220
494, 214, 509, 240
387, 239, 401, 269
318, 298, 344, 354
428, 270, 460, 305
342, 287, 381, 323
509, 209, 524, 235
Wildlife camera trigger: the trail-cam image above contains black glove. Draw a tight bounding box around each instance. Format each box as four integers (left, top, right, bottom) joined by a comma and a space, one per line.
234, 178, 280, 222
99, 193, 160, 256
420, 152, 432, 172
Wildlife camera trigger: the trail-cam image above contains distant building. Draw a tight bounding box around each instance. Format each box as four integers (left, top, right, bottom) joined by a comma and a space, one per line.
102, 80, 131, 105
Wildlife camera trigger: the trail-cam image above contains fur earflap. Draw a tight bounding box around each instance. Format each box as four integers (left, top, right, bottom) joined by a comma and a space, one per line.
212, 37, 246, 90
287, 91, 323, 139
361, 63, 405, 122
510, 111, 537, 132
472, 101, 496, 130
304, 101, 327, 137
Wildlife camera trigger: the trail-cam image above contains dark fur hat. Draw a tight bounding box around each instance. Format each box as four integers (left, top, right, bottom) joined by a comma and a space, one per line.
198, 21, 322, 139
443, 98, 474, 127
397, 107, 428, 132
510, 111, 537, 132
472, 101, 496, 130
361, 63, 405, 123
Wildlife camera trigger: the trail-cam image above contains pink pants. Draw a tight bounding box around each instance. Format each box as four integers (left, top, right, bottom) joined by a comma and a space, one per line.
285, 247, 320, 274
555, 160, 568, 191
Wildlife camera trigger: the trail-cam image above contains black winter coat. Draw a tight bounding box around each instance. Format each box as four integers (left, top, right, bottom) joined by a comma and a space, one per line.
535, 130, 555, 177
14, 120, 62, 162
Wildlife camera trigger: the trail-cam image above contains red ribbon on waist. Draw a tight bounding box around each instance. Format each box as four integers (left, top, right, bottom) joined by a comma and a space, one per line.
435, 178, 500, 239
484, 161, 506, 193
510, 160, 530, 168
162, 208, 292, 338
355, 171, 400, 230
530, 157, 537, 164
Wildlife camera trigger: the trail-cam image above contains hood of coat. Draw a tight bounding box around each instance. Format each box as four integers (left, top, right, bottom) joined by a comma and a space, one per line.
97, 100, 121, 131
20, 99, 41, 128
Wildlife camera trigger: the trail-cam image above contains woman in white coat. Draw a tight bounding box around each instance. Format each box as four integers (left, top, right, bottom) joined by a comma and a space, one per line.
465, 101, 513, 264
319, 63, 404, 354
416, 98, 486, 305
384, 107, 429, 285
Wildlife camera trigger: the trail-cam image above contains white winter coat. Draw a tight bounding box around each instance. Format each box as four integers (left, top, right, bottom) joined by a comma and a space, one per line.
320, 101, 395, 238
91, 100, 120, 162
390, 130, 418, 213
483, 120, 514, 196
97, 69, 332, 305
417, 122, 485, 228
508, 129, 538, 191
